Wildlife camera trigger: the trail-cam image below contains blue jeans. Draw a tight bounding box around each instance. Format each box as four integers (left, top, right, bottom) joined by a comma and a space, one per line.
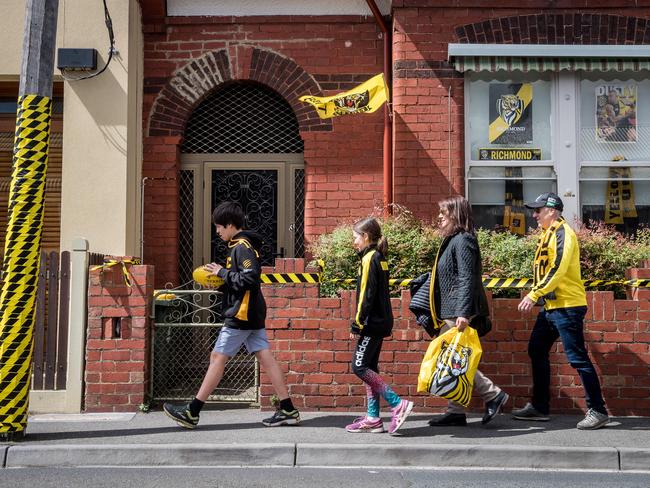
528, 306, 607, 415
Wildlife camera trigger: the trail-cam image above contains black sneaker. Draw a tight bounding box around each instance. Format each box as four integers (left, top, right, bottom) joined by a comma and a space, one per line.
512, 402, 550, 422
262, 408, 300, 427
163, 402, 199, 429
428, 412, 467, 426
482, 391, 509, 425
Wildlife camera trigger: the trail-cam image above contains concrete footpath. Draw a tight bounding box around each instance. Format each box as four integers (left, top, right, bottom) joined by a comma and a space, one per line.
1, 408, 649, 471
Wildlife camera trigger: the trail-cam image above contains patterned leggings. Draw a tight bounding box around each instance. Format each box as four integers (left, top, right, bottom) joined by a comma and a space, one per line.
351, 335, 401, 417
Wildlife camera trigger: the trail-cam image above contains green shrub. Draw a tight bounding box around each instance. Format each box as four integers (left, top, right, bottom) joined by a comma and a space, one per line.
476, 228, 538, 280
576, 221, 650, 295
310, 208, 650, 298
311, 208, 440, 297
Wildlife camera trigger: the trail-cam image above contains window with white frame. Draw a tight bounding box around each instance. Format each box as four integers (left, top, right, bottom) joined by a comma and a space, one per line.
465, 68, 650, 234
465, 71, 557, 234
579, 73, 650, 234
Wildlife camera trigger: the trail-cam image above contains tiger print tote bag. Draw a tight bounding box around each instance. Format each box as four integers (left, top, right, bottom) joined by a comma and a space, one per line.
417, 327, 482, 407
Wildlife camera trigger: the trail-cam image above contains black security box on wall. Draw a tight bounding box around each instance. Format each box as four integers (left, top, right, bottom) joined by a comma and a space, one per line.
57, 48, 98, 71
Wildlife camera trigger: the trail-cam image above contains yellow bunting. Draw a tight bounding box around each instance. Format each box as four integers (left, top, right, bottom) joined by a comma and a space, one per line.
91, 258, 142, 288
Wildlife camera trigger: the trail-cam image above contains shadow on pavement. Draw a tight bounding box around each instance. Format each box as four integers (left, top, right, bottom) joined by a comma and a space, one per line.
17, 413, 650, 443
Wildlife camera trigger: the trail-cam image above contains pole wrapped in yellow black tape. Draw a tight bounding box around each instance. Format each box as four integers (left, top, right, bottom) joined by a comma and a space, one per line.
0, 95, 51, 437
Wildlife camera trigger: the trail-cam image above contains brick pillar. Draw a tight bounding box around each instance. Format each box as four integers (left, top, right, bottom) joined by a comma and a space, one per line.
85, 259, 154, 412
626, 264, 650, 301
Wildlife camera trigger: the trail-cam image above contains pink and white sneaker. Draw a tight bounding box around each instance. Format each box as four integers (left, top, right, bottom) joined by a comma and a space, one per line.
388, 399, 414, 435
345, 416, 385, 433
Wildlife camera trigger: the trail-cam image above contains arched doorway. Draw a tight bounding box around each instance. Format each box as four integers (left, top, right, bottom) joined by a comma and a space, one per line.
152, 81, 305, 404
178, 81, 305, 283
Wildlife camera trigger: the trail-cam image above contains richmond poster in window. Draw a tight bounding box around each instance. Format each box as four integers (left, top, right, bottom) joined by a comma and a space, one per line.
488, 83, 533, 145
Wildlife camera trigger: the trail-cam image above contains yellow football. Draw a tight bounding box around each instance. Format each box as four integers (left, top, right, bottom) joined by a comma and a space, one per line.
192, 265, 225, 288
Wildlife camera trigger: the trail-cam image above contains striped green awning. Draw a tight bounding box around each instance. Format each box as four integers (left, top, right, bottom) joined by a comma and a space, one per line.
453, 56, 650, 73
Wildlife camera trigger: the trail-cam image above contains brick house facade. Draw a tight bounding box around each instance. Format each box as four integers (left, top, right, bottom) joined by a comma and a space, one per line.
90, 1, 650, 415
140, 3, 650, 287
142, 16, 385, 286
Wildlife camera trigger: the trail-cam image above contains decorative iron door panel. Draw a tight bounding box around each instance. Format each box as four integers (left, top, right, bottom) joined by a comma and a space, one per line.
210, 169, 279, 267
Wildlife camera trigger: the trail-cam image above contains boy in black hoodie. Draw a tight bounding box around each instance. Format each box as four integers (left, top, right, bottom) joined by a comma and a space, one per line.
164, 202, 300, 428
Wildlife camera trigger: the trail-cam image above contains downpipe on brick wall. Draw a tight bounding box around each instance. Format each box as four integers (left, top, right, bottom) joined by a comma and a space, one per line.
365, 0, 393, 215
448, 84, 452, 195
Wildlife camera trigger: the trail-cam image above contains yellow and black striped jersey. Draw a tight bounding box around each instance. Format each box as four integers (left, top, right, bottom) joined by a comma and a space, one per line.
527, 217, 587, 310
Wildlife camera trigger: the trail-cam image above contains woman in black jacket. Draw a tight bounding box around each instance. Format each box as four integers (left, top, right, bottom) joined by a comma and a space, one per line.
427, 195, 509, 427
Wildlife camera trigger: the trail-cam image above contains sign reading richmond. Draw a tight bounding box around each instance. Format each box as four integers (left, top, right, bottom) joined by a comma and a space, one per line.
479, 148, 541, 161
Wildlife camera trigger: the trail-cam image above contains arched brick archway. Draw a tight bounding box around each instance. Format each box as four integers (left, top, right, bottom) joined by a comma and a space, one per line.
144, 46, 330, 287
455, 13, 650, 45
148, 45, 331, 137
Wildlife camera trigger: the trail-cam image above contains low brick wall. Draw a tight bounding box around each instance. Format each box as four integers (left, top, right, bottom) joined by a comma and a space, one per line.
83, 258, 649, 416
262, 259, 650, 416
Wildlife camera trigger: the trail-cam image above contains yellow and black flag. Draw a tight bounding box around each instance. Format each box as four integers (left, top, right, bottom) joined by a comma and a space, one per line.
489, 83, 533, 144
300, 73, 388, 119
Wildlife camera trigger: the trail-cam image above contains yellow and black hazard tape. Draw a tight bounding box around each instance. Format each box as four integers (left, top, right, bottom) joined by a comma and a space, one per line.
481, 278, 650, 289
258, 274, 650, 289
260, 273, 320, 284
91, 258, 142, 287
0, 94, 52, 436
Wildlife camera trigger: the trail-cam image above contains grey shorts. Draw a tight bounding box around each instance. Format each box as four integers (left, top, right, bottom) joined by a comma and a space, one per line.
212, 327, 269, 357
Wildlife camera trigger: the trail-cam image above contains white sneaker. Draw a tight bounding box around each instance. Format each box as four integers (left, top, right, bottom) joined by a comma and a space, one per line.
577, 408, 609, 430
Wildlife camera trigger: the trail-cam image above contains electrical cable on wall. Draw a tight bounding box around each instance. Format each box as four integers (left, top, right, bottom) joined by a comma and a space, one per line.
60, 0, 115, 81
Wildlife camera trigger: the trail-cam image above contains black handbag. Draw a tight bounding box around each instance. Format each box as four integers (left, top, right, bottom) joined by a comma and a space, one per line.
470, 314, 492, 337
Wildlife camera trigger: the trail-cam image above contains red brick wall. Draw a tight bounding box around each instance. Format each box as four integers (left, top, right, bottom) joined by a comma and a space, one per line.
142, 17, 385, 287
142, 9, 650, 286
85, 262, 154, 412
262, 259, 650, 416
82, 258, 649, 415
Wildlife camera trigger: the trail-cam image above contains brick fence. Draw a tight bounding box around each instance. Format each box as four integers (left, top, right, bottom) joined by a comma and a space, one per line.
261, 259, 650, 416
85, 258, 650, 415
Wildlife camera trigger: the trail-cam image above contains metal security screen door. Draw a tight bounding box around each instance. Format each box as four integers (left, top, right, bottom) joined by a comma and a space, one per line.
180, 155, 303, 273
210, 167, 280, 266
178, 81, 305, 282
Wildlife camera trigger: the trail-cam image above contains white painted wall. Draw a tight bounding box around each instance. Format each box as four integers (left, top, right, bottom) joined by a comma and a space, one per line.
167, 0, 391, 17
59, 0, 143, 257
0, 1, 143, 257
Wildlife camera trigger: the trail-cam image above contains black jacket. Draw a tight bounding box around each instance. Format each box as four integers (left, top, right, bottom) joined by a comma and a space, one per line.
216, 231, 266, 330
351, 245, 393, 337
433, 231, 489, 321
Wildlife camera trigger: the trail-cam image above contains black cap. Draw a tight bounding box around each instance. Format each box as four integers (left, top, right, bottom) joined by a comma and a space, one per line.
525, 192, 564, 211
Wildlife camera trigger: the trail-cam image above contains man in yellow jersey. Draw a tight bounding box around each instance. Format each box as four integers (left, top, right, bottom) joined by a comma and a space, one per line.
514, 193, 610, 430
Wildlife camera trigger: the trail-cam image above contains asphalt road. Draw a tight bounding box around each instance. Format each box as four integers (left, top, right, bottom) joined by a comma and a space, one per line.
1, 467, 649, 488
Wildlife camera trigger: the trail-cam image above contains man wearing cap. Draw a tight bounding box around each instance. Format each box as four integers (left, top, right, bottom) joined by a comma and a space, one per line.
514, 192, 610, 430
